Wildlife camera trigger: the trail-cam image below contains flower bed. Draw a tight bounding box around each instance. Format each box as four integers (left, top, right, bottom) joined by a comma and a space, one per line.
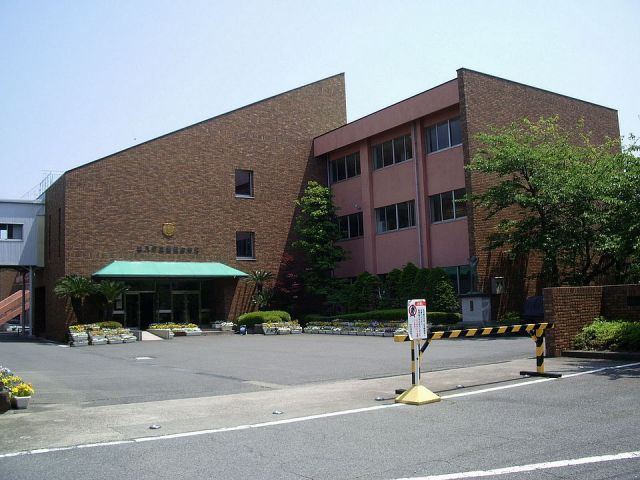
261, 321, 302, 335
148, 323, 203, 337
69, 323, 137, 346
1, 365, 35, 411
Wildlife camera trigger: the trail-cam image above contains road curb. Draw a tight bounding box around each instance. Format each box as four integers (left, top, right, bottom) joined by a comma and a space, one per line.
562, 350, 640, 361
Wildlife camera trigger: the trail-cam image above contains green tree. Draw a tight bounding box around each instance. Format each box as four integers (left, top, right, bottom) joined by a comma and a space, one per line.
293, 181, 346, 298
423, 268, 460, 313
346, 272, 381, 312
467, 116, 640, 286
96, 281, 129, 322
380, 268, 403, 308
54, 275, 97, 325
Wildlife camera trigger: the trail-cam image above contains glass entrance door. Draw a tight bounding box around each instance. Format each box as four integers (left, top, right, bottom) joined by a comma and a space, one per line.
124, 293, 140, 329
172, 291, 200, 324
125, 292, 156, 329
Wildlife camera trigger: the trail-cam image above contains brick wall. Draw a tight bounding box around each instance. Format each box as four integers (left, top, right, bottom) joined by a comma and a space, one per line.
458, 69, 620, 318
544, 284, 640, 356
41, 75, 346, 340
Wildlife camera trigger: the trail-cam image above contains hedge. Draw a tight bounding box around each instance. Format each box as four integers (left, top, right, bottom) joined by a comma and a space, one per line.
303, 309, 461, 325
573, 319, 640, 352
237, 310, 292, 328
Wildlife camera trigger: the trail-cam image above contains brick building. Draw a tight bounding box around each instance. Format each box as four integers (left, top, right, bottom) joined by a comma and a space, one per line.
34, 74, 346, 339
1, 69, 620, 340
314, 69, 619, 319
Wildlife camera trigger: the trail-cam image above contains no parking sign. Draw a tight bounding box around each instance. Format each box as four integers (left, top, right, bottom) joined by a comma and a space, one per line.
407, 299, 428, 340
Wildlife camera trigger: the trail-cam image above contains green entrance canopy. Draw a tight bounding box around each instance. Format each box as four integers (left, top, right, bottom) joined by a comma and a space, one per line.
93, 261, 248, 278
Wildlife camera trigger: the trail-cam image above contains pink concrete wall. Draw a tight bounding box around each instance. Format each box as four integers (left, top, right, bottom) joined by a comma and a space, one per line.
314, 79, 459, 156
332, 177, 363, 216
429, 218, 470, 266
371, 160, 417, 208
334, 238, 366, 278
425, 145, 466, 194
375, 228, 419, 273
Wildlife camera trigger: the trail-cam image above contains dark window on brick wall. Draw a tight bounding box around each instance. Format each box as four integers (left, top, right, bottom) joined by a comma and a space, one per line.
235, 170, 254, 197
426, 117, 462, 153
236, 231, 255, 259
628, 296, 640, 307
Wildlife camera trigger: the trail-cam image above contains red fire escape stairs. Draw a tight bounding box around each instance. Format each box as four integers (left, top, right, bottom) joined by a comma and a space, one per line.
0, 290, 30, 328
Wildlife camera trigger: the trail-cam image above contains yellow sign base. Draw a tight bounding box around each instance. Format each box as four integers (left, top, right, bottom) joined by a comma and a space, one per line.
395, 385, 441, 405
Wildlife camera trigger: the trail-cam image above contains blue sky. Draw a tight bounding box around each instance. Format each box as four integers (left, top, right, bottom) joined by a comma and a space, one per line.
2, 0, 639, 199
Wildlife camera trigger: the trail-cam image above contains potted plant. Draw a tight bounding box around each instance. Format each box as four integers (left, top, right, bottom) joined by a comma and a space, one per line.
0, 366, 14, 414
11, 383, 34, 409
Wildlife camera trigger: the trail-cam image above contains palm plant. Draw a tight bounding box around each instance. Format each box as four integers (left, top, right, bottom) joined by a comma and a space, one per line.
96, 281, 129, 322
248, 270, 274, 294
54, 274, 97, 325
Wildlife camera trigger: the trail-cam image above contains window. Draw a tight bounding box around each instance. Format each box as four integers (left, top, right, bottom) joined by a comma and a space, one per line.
426, 117, 462, 153
235, 169, 253, 197
372, 134, 412, 170
337, 212, 363, 240
330, 152, 360, 183
430, 188, 466, 223
236, 231, 255, 259
0, 223, 23, 240
442, 265, 472, 294
375, 200, 415, 233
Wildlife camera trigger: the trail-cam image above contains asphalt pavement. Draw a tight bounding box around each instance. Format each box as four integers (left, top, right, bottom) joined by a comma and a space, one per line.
1, 333, 638, 479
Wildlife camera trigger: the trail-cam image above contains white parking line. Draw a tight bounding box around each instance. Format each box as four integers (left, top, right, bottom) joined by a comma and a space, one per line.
392, 450, 640, 479
1, 361, 638, 459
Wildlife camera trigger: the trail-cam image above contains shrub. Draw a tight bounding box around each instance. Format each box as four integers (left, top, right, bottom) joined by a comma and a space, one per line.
427, 312, 463, 324
574, 318, 640, 352
96, 321, 123, 329
346, 272, 381, 313
237, 310, 291, 328
497, 311, 521, 325
334, 309, 407, 322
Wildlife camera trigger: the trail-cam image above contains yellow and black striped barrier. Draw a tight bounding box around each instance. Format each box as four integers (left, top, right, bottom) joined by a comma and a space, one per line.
394, 322, 561, 379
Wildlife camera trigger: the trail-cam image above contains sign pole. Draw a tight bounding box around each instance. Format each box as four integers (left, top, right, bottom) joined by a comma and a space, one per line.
396, 299, 441, 405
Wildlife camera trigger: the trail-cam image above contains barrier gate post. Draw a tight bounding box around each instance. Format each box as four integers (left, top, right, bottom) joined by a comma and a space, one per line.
396, 299, 441, 405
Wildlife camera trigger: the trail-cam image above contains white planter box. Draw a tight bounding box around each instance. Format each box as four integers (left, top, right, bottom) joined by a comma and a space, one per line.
107, 336, 123, 344
147, 329, 175, 339
264, 328, 278, 335
90, 337, 108, 345
291, 328, 302, 334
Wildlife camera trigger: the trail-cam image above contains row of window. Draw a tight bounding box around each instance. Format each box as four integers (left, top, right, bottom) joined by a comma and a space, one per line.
329, 118, 462, 183
336, 189, 466, 240
0, 223, 23, 240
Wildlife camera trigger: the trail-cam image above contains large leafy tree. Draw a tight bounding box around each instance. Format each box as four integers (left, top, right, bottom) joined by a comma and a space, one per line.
293, 181, 346, 298
467, 116, 640, 286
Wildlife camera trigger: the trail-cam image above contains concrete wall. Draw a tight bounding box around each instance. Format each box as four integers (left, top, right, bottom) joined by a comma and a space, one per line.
544, 284, 640, 356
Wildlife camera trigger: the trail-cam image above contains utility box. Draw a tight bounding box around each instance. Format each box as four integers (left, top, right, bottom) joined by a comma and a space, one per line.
459, 293, 492, 324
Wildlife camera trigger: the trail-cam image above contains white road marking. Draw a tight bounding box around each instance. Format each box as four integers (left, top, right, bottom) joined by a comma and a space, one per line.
0, 361, 638, 459
392, 450, 640, 479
